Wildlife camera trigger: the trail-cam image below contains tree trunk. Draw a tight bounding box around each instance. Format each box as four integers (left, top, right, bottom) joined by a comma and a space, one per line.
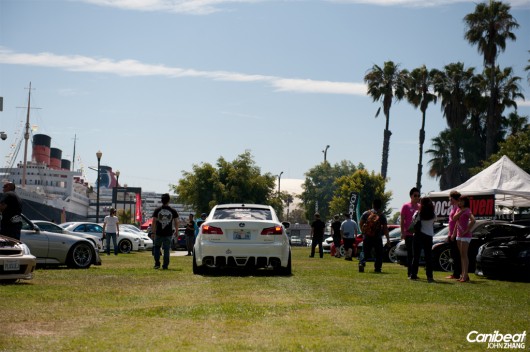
381, 129, 392, 179
416, 128, 425, 191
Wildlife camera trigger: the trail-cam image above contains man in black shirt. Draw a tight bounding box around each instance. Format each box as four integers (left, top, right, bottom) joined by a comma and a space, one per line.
310, 213, 326, 258
0, 182, 23, 240
151, 193, 179, 270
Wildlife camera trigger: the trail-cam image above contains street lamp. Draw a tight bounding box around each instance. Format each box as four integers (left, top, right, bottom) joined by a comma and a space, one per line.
322, 145, 330, 163
278, 171, 283, 195
115, 170, 120, 209
96, 150, 102, 223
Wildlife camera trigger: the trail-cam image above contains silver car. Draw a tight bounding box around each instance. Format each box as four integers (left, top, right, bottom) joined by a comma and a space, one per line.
20, 215, 101, 269
33, 220, 104, 252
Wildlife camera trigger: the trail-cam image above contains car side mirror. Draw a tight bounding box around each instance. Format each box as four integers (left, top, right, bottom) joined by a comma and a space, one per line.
282, 221, 291, 229
33, 224, 41, 233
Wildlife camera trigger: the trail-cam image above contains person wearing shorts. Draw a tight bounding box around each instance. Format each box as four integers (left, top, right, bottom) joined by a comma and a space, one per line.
451, 196, 475, 282
340, 212, 358, 261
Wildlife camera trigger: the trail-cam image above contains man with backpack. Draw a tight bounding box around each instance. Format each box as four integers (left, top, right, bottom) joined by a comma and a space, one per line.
358, 199, 389, 273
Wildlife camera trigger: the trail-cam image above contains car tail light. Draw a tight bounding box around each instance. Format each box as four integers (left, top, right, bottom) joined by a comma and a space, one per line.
261, 226, 283, 235
202, 225, 224, 235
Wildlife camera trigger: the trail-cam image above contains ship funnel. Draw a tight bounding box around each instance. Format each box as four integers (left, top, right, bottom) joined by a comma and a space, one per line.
33, 134, 51, 165
50, 148, 62, 169
61, 159, 71, 171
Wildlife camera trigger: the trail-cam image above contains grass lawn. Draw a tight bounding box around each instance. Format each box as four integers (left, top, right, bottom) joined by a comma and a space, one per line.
1, 247, 528, 351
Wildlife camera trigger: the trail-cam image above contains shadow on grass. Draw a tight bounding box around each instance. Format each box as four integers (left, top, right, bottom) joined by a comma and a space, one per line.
196, 267, 292, 277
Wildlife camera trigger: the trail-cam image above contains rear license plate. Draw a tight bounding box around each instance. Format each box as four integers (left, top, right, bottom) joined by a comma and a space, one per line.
233, 231, 251, 240
4, 260, 20, 271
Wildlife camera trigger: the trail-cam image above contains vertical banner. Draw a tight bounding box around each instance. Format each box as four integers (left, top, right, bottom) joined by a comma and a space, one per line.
135, 193, 142, 223
349, 192, 359, 222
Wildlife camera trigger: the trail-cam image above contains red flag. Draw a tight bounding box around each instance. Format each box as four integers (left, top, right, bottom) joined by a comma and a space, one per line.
135, 193, 142, 222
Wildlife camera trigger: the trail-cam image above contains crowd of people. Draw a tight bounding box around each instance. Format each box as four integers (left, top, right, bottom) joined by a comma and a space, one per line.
309, 187, 476, 283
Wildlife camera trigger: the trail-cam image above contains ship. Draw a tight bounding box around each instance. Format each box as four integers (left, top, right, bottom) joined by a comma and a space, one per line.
0, 83, 113, 222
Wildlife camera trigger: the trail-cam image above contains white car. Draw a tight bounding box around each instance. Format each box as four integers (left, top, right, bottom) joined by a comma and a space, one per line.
0, 235, 36, 283
120, 224, 153, 250
60, 222, 145, 254
193, 204, 291, 275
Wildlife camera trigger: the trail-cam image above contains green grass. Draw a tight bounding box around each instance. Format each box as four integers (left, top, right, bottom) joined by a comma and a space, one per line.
1, 247, 528, 351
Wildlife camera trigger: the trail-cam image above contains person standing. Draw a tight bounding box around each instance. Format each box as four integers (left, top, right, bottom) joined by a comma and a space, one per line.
309, 213, 326, 258
410, 197, 436, 282
452, 196, 475, 282
151, 193, 179, 270
359, 199, 389, 273
0, 182, 23, 240
102, 208, 120, 255
185, 213, 195, 256
446, 191, 462, 279
340, 212, 359, 261
400, 187, 421, 278
330, 215, 343, 258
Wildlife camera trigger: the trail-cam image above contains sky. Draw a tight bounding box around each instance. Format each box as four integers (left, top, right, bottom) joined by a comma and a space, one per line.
0, 0, 529, 215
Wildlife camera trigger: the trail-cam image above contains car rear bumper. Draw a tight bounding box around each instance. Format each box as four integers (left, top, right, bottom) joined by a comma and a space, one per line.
195, 241, 290, 268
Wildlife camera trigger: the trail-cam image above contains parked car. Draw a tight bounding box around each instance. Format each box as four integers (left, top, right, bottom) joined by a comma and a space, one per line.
289, 235, 303, 246
119, 224, 153, 250
193, 204, 291, 275
60, 222, 144, 254
21, 215, 101, 269
328, 234, 363, 257
357, 228, 403, 263
476, 227, 530, 280
395, 220, 518, 272
33, 220, 103, 252
0, 235, 36, 283
171, 228, 187, 251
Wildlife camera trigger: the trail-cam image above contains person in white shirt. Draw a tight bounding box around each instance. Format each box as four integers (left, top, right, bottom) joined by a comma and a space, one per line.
103, 208, 120, 255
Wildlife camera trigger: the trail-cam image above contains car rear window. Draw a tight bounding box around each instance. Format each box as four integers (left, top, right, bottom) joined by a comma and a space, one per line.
212, 208, 272, 220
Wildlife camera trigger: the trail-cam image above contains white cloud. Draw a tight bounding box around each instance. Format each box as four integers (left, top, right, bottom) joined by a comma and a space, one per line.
0, 47, 366, 96
75, 0, 530, 15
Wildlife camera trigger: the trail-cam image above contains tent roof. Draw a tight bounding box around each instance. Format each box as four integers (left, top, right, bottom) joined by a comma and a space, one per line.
428, 155, 530, 207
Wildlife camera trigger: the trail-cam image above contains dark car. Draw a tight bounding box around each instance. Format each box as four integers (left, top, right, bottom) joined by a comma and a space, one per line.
171, 228, 187, 250
475, 228, 530, 281
357, 227, 403, 263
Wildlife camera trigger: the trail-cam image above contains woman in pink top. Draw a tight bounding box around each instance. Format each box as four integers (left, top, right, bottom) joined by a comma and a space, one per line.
451, 196, 475, 282
446, 191, 461, 279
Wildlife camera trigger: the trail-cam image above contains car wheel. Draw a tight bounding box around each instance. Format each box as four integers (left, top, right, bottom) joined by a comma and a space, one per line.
192, 252, 205, 275
388, 245, 398, 263
339, 245, 345, 257
0, 279, 18, 284
277, 251, 292, 276
67, 242, 94, 269
435, 247, 453, 272
119, 239, 133, 254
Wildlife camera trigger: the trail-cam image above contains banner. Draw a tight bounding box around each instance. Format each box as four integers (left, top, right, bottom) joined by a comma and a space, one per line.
349, 192, 359, 222
430, 194, 495, 221
135, 193, 142, 223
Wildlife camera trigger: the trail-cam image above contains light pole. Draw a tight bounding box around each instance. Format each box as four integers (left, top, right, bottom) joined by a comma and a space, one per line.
115, 170, 120, 209
278, 171, 283, 195
322, 145, 330, 163
96, 150, 102, 223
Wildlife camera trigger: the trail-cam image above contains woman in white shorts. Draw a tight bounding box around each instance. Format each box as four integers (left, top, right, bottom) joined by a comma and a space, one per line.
451, 196, 475, 282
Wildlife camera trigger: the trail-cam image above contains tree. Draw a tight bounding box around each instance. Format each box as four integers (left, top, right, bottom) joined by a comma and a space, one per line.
299, 161, 359, 221
364, 61, 408, 179
471, 125, 530, 175
464, 0, 519, 158
328, 169, 392, 219
503, 111, 528, 137
172, 151, 276, 214
406, 65, 437, 191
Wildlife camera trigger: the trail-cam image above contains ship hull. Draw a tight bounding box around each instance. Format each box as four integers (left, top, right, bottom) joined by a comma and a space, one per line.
21, 198, 87, 222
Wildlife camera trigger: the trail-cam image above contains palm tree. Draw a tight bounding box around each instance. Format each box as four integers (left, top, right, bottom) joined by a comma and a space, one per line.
406, 65, 437, 191
485, 66, 524, 148
464, 0, 519, 157
503, 111, 528, 137
364, 61, 408, 179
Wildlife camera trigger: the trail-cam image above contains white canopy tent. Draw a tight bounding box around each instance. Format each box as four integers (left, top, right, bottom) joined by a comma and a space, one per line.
428, 156, 530, 208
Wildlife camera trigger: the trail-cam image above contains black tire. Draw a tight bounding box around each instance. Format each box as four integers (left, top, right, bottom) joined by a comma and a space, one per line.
339, 245, 345, 257
388, 245, 398, 263
0, 279, 18, 284
192, 252, 205, 275
277, 251, 292, 276
434, 247, 453, 272
119, 239, 133, 254
67, 242, 94, 269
